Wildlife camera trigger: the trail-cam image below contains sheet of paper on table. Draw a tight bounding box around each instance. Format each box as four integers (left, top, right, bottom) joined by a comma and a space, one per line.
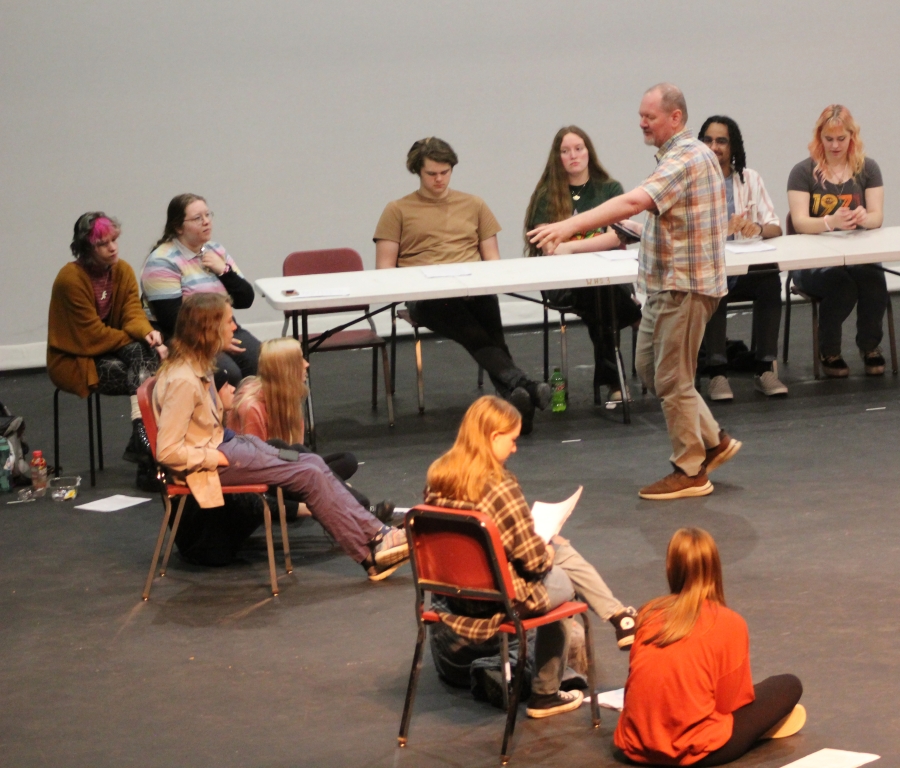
75, 495, 152, 512
779, 748, 880, 767
725, 241, 776, 254
421, 264, 473, 277
530, 486, 583, 543
283, 287, 351, 298
599, 251, 638, 261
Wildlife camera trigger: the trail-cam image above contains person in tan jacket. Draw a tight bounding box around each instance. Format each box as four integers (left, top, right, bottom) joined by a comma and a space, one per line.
152, 293, 409, 580
47, 212, 167, 475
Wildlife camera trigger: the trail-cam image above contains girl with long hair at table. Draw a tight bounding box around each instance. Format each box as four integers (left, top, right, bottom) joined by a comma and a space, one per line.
424, 395, 637, 719
153, 293, 408, 579
614, 528, 805, 765
227, 338, 393, 521
788, 105, 886, 378
524, 126, 642, 404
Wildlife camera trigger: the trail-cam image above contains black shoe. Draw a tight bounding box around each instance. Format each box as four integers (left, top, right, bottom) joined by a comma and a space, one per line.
123, 419, 152, 464
820, 354, 849, 378
609, 607, 638, 649
861, 347, 886, 376
526, 689, 583, 719
135, 462, 163, 492
525, 381, 552, 411
508, 387, 535, 435
369, 500, 396, 524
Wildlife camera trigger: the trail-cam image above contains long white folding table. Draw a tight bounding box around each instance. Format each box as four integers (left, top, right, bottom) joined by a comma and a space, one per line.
256, 226, 900, 433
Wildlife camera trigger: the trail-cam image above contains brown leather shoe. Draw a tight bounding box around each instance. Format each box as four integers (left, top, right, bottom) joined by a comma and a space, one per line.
705, 431, 742, 473
639, 469, 713, 500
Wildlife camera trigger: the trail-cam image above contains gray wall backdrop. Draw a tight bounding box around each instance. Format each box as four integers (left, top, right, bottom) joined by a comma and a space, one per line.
2, 0, 897, 369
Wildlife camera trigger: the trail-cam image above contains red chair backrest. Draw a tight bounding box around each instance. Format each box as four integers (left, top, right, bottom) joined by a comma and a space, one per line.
283, 248, 363, 277
406, 505, 517, 602
136, 378, 159, 459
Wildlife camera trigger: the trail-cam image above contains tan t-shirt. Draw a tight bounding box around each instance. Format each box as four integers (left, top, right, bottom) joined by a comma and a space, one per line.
373, 189, 501, 267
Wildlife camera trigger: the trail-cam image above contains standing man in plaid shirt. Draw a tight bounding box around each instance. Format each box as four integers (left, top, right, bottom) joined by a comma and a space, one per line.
529, 83, 741, 500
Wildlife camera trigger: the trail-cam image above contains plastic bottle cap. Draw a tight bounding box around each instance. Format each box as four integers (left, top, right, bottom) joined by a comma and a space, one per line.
33, 450, 43, 458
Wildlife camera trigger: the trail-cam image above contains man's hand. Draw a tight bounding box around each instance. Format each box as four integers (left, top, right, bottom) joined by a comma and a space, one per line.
528, 220, 577, 255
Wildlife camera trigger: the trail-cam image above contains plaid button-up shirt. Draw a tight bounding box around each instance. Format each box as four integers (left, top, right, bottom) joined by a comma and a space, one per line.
638, 129, 728, 298
423, 475, 554, 642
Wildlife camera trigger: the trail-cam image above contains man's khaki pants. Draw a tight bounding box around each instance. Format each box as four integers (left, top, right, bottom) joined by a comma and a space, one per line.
635, 290, 722, 477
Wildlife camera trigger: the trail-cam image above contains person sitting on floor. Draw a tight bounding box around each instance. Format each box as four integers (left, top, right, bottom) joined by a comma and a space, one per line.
374, 137, 550, 434
698, 116, 787, 401
615, 527, 805, 766
787, 105, 886, 378
48, 212, 167, 488
524, 125, 643, 405
152, 292, 409, 581
141, 193, 261, 387
226, 337, 393, 523
424, 395, 637, 719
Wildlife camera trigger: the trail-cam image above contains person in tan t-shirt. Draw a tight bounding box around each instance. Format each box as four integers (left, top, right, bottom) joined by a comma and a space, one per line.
374, 137, 550, 434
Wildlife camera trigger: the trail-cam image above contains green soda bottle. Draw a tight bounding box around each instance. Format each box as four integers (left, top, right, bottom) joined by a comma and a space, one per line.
550, 368, 567, 413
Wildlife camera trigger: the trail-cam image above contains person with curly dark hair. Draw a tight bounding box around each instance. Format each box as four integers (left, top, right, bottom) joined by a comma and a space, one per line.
698, 116, 786, 400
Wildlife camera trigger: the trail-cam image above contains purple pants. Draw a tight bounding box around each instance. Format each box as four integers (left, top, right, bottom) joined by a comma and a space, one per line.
217, 435, 382, 563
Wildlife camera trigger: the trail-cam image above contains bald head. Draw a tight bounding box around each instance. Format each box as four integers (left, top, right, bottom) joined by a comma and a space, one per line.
646, 82, 687, 124
639, 83, 688, 148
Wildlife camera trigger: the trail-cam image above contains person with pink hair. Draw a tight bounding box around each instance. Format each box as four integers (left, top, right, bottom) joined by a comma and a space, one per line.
48, 212, 167, 486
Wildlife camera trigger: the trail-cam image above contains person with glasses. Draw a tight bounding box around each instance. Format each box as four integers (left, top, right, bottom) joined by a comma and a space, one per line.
787, 105, 886, 378
140, 193, 261, 387
698, 116, 786, 401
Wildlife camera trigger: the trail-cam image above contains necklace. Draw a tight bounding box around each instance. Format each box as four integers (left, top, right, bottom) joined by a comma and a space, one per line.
826, 162, 851, 193
570, 181, 589, 201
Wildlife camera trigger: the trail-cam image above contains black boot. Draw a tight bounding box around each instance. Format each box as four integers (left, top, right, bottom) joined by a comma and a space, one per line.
123, 419, 152, 464
135, 461, 163, 492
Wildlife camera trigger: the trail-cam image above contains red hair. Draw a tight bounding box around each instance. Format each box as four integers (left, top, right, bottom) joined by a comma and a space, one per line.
88, 217, 119, 244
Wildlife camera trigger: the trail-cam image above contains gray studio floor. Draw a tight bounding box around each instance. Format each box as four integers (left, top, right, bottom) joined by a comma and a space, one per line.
2, 302, 898, 768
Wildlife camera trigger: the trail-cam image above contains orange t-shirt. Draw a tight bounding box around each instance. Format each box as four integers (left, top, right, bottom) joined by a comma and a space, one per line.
614, 601, 755, 765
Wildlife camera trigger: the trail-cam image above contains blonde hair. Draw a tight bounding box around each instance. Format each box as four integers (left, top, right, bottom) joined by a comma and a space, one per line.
426, 395, 521, 503
809, 104, 866, 180
160, 293, 231, 375
637, 528, 726, 647
231, 338, 308, 443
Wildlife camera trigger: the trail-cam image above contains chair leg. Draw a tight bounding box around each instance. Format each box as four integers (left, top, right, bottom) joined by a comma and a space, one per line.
276, 487, 293, 574
142, 494, 176, 600
887, 296, 898, 375
501, 625, 528, 764
371, 347, 378, 410
398, 623, 428, 747
811, 300, 821, 380
390, 304, 398, 395
380, 345, 395, 427
53, 389, 61, 478
160, 495, 188, 577
307, 374, 318, 452
581, 613, 601, 728
783, 277, 792, 364
95, 391, 103, 471
261, 495, 279, 597
543, 305, 550, 382
500, 632, 511, 712
560, 312, 568, 387
87, 392, 96, 487
414, 330, 425, 414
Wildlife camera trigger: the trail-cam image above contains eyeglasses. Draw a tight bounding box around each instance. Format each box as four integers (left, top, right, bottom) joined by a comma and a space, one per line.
185, 211, 214, 225
701, 137, 729, 147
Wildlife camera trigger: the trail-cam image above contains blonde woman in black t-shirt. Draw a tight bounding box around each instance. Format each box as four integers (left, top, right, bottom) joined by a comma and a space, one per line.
787, 105, 886, 378
524, 126, 642, 404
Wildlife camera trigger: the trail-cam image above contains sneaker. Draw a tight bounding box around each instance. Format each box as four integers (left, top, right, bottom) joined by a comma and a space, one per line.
508, 386, 535, 435
364, 558, 408, 582
123, 419, 152, 464
525, 381, 552, 411
708, 375, 734, 401
369, 525, 409, 567
861, 347, 885, 376
526, 689, 584, 719
704, 431, 742, 473
820, 355, 849, 378
639, 469, 713, 500
754, 370, 788, 396
369, 500, 396, 524
609, 607, 638, 649
761, 704, 807, 739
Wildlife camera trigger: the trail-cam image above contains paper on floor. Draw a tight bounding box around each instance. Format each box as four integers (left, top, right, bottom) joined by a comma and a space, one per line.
589, 688, 624, 711
779, 748, 880, 767
75, 495, 152, 512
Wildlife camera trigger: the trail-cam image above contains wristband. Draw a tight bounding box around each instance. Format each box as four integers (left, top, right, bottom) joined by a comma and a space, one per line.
824, 215, 833, 232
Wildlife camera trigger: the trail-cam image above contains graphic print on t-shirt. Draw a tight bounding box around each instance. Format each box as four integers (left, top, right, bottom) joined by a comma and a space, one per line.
810, 191, 859, 216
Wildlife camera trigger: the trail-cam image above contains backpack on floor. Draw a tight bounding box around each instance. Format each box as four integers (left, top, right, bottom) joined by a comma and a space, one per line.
0, 400, 30, 482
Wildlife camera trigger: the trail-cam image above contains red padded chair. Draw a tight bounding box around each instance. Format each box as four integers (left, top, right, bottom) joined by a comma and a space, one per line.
398, 505, 599, 765
137, 378, 292, 600
282, 249, 393, 448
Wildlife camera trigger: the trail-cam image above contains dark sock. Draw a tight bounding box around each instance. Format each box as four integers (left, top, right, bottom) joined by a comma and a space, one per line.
707, 364, 728, 378
754, 360, 773, 375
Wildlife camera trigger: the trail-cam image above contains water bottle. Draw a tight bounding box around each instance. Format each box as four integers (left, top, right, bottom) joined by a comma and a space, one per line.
30, 450, 48, 497
0, 437, 12, 493
550, 368, 567, 413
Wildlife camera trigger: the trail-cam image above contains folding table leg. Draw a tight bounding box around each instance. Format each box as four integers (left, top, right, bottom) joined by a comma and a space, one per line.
811, 302, 821, 380
398, 623, 428, 746
380, 346, 395, 427
371, 348, 378, 409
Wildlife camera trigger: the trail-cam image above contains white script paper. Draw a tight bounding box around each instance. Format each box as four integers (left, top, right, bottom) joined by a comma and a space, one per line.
75, 495, 152, 513
779, 748, 880, 768
725, 241, 776, 254
530, 486, 583, 543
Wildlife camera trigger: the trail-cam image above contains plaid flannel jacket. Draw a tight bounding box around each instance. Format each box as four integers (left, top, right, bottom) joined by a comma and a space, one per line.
423, 475, 554, 642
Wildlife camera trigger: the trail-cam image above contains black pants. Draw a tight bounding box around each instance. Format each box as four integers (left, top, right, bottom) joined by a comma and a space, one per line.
407, 295, 529, 396
692, 674, 803, 767
215, 326, 262, 387
545, 285, 642, 388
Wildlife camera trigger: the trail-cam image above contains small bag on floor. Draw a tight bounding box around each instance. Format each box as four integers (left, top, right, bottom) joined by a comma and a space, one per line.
0, 400, 30, 483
